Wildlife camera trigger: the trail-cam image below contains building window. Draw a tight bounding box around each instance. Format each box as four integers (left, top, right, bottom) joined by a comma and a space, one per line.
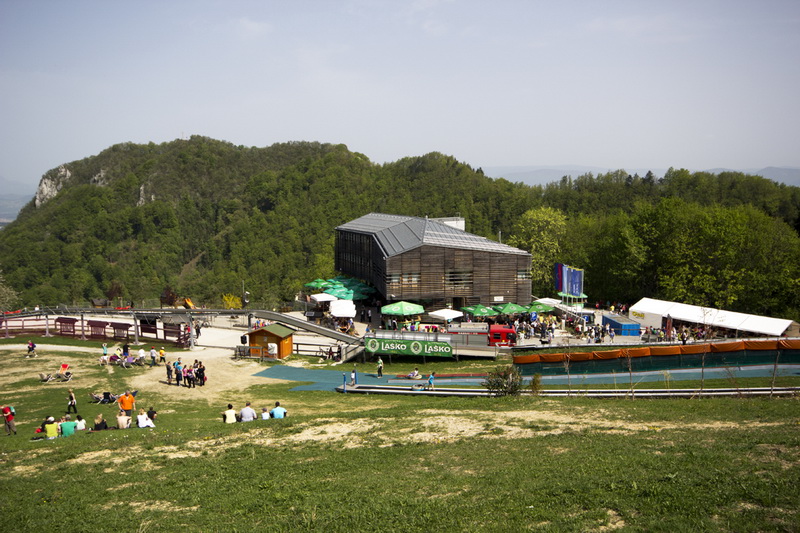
445, 271, 473, 292
402, 273, 420, 287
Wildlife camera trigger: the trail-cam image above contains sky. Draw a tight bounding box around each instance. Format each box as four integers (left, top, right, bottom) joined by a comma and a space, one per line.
1, 0, 799, 193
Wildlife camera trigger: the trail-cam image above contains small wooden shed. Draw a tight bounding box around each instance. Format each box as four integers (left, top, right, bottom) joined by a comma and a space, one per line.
247, 323, 296, 360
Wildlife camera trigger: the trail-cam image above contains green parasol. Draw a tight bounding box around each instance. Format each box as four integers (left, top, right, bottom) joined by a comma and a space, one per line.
526, 302, 555, 313
304, 279, 328, 289
470, 304, 499, 317
492, 302, 527, 315
324, 287, 354, 300
381, 301, 425, 316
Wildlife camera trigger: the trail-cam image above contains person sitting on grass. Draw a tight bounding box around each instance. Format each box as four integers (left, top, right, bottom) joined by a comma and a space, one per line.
116, 409, 131, 429
44, 417, 58, 440
261, 407, 270, 420
240, 402, 257, 422
75, 415, 87, 431
93, 413, 108, 431
222, 404, 237, 424
269, 401, 287, 419
59, 415, 77, 437
137, 408, 155, 428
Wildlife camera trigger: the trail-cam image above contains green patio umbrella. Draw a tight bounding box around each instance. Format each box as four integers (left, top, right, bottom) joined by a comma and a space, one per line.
324, 287, 355, 300
460, 306, 476, 314
470, 304, 498, 317
381, 301, 425, 316
304, 279, 328, 289
493, 302, 527, 315
526, 302, 554, 313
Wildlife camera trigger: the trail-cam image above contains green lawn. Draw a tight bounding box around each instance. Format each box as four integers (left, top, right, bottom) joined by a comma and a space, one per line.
1, 345, 798, 532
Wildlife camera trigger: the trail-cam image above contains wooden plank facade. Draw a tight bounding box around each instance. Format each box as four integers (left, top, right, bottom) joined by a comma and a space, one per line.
335, 213, 532, 308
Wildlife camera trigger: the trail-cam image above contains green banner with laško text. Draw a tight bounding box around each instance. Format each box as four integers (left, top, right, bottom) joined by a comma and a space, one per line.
364, 338, 452, 357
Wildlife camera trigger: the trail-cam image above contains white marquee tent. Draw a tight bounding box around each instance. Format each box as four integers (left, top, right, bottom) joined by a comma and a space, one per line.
628, 298, 799, 337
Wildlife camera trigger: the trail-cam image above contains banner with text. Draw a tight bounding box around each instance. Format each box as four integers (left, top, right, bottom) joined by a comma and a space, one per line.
364, 338, 453, 357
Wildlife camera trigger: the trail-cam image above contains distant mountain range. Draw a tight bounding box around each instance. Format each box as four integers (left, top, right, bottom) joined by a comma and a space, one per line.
483, 165, 800, 188
0, 194, 29, 226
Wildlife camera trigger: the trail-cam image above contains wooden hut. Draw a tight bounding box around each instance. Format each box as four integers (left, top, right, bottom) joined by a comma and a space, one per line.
335, 213, 532, 308
247, 323, 296, 360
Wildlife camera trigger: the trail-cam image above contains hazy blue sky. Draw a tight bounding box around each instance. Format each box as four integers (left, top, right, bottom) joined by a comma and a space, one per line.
1, 0, 799, 192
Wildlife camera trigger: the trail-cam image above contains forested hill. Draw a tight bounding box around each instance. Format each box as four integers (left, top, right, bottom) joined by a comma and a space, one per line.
0, 135, 799, 321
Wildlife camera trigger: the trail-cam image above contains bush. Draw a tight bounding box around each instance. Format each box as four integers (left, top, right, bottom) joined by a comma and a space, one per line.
483, 365, 523, 396
529, 373, 542, 396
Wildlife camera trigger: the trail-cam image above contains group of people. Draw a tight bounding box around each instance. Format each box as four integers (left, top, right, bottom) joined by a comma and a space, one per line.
106, 407, 157, 430
403, 368, 436, 389
99, 342, 168, 367
165, 358, 207, 387
35, 414, 85, 439
222, 401, 287, 423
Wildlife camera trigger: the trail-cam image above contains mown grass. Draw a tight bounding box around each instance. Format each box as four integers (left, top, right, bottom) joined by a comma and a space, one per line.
1, 345, 799, 532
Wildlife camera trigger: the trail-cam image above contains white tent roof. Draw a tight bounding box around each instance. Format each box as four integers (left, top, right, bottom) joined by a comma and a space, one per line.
329, 300, 356, 318
629, 298, 793, 337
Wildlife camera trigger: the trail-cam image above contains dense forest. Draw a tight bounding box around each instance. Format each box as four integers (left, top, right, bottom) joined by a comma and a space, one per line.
1, 136, 799, 320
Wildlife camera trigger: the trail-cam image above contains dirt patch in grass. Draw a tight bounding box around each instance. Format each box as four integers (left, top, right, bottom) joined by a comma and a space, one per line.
124, 348, 291, 406
10, 464, 39, 477
117, 501, 200, 513
751, 444, 799, 470
68, 447, 142, 465
597, 509, 626, 531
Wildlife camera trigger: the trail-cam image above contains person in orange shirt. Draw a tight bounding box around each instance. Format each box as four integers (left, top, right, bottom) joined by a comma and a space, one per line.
117, 390, 136, 416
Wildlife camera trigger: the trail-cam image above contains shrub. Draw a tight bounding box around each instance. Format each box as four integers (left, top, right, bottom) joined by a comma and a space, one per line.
529, 373, 542, 396
483, 365, 523, 397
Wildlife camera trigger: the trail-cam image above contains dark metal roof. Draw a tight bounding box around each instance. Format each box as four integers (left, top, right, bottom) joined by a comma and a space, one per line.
336, 213, 530, 258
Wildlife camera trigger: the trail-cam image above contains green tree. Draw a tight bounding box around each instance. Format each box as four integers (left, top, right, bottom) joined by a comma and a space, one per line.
0, 270, 19, 311
507, 207, 568, 296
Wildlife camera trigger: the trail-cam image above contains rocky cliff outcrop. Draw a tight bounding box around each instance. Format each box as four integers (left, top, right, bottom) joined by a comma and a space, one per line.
34, 165, 71, 208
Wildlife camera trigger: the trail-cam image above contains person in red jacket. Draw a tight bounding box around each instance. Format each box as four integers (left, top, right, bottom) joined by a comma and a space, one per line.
2, 405, 16, 435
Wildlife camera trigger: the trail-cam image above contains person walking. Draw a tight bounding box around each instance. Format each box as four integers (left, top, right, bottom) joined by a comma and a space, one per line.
376, 357, 383, 378
166, 362, 173, 385
426, 371, 436, 391
66, 389, 78, 414
2, 405, 16, 435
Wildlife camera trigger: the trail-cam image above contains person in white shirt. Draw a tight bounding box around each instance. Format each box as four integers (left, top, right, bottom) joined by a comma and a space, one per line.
240, 402, 257, 422
222, 404, 237, 423
137, 408, 155, 428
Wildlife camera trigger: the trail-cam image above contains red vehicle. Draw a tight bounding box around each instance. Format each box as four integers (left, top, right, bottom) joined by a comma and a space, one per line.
488, 324, 517, 347
448, 323, 517, 347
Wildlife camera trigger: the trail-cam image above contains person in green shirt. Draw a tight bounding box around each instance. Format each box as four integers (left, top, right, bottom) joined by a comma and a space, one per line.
376, 357, 384, 378
59, 415, 77, 437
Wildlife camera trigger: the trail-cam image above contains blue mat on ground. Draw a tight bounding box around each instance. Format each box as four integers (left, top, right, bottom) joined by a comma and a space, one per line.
254, 364, 800, 391
254, 365, 396, 391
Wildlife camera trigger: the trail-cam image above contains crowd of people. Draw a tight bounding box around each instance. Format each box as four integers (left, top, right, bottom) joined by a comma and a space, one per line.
165, 358, 207, 387
222, 401, 287, 422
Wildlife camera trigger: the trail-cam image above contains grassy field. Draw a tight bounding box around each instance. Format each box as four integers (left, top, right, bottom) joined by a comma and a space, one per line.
1, 342, 799, 532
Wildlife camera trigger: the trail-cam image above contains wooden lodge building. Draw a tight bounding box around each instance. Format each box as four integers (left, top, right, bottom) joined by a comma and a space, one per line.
335, 213, 532, 309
